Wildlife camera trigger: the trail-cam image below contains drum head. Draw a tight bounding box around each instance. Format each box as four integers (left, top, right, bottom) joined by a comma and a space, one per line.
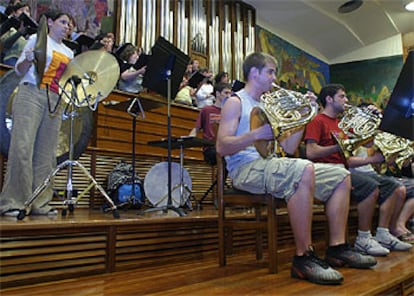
144, 162, 192, 208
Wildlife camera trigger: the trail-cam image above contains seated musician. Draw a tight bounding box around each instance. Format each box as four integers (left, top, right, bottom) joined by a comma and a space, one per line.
352, 145, 414, 244
189, 82, 231, 165
304, 84, 412, 256
174, 71, 196, 106
115, 43, 147, 94
216, 52, 376, 285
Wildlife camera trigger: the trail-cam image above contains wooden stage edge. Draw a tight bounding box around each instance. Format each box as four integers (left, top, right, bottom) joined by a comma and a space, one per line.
1, 208, 413, 295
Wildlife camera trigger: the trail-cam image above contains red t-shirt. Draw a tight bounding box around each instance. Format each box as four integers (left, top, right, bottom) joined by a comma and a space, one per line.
304, 113, 346, 164
196, 105, 221, 142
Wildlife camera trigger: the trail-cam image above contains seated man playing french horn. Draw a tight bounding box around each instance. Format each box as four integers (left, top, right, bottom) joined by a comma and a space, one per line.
304, 83, 412, 256
216, 52, 376, 286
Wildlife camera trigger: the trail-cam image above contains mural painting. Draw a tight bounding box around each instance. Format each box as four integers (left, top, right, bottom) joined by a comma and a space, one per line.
256, 25, 329, 94
330, 56, 404, 109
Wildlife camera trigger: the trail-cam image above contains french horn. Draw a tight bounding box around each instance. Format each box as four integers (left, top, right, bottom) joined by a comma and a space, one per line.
250, 83, 318, 158
333, 104, 413, 169
374, 131, 414, 171
332, 104, 382, 159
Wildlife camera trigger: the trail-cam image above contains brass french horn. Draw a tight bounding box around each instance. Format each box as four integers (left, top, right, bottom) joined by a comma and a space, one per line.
333, 104, 413, 170
250, 83, 318, 158
332, 104, 382, 159
374, 131, 414, 171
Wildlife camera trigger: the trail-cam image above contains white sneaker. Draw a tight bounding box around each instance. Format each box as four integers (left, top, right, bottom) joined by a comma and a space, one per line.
355, 235, 390, 256
376, 232, 413, 251
2, 209, 20, 217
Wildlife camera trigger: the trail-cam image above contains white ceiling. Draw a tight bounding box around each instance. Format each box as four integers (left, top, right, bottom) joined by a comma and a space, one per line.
244, 0, 414, 63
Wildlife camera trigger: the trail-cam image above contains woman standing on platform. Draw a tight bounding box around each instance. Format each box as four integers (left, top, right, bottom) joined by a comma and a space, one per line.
0, 9, 74, 216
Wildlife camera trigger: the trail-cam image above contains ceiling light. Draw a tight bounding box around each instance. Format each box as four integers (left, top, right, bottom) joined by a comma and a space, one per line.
405, 1, 414, 11
338, 0, 363, 14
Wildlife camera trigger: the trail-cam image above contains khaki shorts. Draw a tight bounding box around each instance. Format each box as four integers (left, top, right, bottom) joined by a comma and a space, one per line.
231, 157, 349, 203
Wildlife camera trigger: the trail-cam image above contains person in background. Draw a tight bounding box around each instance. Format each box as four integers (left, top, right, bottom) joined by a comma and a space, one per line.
174, 71, 196, 107
0, 2, 32, 66
0, 9, 74, 216
3, 0, 21, 16
304, 84, 412, 256
189, 58, 199, 74
216, 52, 376, 285
90, 31, 115, 53
214, 71, 229, 85
116, 43, 146, 94
189, 82, 231, 165
194, 67, 214, 109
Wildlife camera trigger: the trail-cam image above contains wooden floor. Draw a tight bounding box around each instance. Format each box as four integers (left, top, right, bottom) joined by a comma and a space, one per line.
1, 208, 413, 296
0, 247, 413, 296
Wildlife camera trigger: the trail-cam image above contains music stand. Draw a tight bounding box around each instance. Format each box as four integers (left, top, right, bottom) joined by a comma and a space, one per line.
141, 36, 190, 216
379, 50, 414, 140
103, 97, 162, 207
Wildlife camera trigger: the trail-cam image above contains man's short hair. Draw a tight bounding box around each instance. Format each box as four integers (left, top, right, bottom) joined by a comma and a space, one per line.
242, 52, 277, 81
318, 83, 345, 107
214, 82, 231, 94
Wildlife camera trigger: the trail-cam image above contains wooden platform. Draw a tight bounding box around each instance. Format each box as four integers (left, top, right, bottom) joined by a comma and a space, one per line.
1, 251, 413, 296
1, 208, 413, 295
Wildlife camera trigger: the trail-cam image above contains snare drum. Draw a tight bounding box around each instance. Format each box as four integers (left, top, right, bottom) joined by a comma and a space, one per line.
144, 162, 192, 207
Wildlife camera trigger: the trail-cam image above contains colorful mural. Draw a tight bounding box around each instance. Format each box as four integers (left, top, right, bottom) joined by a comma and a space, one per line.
330, 56, 404, 108
256, 26, 329, 94
0, 0, 114, 38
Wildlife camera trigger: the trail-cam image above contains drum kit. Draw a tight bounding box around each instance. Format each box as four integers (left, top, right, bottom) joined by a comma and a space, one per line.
7, 25, 202, 219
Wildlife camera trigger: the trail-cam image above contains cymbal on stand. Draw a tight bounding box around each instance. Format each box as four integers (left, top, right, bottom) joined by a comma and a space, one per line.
59, 50, 120, 107
34, 15, 47, 88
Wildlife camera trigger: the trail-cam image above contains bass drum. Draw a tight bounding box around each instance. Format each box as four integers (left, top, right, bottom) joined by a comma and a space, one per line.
0, 70, 94, 163
144, 162, 192, 208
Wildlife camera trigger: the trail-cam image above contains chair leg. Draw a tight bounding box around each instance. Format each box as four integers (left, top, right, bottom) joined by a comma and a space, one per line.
255, 205, 263, 260
267, 197, 278, 273
196, 179, 217, 210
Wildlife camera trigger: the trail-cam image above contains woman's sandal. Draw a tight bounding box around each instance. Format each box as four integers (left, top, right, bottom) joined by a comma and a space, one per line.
397, 232, 414, 244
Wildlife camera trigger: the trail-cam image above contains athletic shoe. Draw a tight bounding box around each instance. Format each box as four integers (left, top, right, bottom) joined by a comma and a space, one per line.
354, 234, 390, 256
2, 209, 20, 217
325, 243, 377, 269
291, 247, 344, 285
376, 232, 413, 251
30, 207, 58, 216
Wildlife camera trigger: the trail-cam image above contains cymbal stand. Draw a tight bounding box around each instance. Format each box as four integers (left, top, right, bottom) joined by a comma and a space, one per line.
138, 70, 186, 216
17, 76, 119, 220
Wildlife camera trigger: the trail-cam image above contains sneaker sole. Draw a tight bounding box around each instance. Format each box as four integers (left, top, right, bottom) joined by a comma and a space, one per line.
291, 267, 343, 285
354, 244, 389, 257
325, 256, 376, 269
379, 242, 413, 251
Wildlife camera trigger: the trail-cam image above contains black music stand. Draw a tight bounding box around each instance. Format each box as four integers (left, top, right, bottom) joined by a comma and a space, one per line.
103, 97, 162, 207
141, 37, 190, 216
379, 50, 414, 140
